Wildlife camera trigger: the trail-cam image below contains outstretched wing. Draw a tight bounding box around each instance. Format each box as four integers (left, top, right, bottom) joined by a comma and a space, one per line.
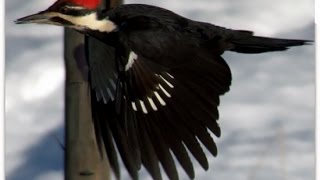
115, 49, 231, 180
88, 4, 309, 180
88, 14, 232, 180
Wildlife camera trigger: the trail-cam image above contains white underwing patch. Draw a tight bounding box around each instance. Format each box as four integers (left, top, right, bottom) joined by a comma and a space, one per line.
131, 102, 137, 111
159, 75, 174, 88
166, 72, 175, 79
148, 97, 158, 111
139, 100, 148, 114
154, 91, 166, 106
129, 72, 174, 113
125, 51, 138, 71
159, 84, 171, 98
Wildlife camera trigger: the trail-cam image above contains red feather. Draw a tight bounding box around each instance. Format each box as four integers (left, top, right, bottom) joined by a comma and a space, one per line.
69, 0, 101, 9
49, 0, 101, 10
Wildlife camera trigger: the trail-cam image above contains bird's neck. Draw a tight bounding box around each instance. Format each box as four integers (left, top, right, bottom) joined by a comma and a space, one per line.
70, 10, 118, 33
84, 28, 119, 47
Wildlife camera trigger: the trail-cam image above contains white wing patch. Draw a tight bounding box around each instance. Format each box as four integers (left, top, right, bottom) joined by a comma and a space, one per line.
166, 72, 175, 79
131, 102, 138, 111
148, 97, 158, 111
159, 84, 171, 98
139, 100, 148, 114
125, 51, 138, 71
159, 75, 174, 88
130, 72, 175, 114
154, 91, 166, 106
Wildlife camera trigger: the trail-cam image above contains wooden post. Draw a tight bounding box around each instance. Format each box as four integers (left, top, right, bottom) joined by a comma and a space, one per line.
64, 1, 122, 180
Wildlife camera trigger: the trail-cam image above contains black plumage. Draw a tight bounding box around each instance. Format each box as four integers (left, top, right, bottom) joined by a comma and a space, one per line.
84, 4, 309, 180
15, 2, 310, 180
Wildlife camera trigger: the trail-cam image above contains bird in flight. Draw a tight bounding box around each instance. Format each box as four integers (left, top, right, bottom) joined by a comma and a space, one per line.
16, 0, 310, 179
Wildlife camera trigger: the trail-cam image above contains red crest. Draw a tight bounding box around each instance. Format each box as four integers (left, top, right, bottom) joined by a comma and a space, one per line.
69, 0, 101, 9
50, 0, 101, 10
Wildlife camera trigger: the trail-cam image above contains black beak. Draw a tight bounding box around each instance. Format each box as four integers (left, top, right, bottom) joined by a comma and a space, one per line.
15, 11, 52, 24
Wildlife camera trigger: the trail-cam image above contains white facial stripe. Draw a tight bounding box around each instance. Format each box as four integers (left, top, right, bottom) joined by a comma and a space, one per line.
48, 12, 117, 32
64, 5, 86, 10
125, 51, 138, 71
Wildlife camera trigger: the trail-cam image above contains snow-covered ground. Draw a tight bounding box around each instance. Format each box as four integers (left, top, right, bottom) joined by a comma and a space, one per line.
6, 0, 314, 180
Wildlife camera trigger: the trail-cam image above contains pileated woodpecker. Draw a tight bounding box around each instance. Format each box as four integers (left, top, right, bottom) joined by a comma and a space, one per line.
16, 0, 309, 180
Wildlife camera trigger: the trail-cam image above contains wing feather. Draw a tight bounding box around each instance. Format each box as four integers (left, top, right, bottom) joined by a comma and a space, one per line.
88, 15, 232, 179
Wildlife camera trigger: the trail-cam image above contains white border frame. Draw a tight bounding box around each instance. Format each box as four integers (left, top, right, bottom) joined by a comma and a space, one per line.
0, 0, 5, 179
315, 0, 319, 179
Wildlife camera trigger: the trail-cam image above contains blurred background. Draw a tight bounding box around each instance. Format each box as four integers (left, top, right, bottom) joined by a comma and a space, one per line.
5, 0, 314, 180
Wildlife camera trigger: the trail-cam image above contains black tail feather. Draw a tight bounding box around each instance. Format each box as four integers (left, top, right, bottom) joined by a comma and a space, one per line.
231, 35, 311, 54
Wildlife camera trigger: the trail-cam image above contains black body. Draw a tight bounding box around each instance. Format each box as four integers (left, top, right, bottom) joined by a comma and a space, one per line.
84, 4, 308, 180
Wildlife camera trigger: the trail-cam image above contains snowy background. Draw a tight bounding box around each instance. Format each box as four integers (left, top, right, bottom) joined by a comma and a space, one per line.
5, 0, 314, 180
